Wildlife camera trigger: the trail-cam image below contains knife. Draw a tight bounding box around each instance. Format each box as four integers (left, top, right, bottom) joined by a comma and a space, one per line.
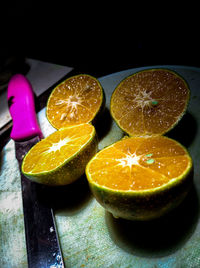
7, 74, 65, 268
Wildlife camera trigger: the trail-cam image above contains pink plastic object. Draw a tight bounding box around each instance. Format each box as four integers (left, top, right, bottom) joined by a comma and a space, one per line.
7, 74, 43, 141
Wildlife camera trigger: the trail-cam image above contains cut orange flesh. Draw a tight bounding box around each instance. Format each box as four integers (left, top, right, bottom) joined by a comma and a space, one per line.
23, 124, 94, 173
86, 136, 192, 191
22, 124, 98, 186
110, 69, 190, 137
46, 74, 104, 129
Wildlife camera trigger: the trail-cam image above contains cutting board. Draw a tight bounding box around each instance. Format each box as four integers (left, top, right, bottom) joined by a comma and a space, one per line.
1, 66, 200, 268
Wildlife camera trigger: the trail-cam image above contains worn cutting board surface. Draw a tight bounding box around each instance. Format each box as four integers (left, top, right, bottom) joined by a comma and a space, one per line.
1, 66, 200, 268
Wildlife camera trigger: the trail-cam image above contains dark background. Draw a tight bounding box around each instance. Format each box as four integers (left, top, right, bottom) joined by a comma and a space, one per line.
0, 2, 199, 147
0, 1, 200, 76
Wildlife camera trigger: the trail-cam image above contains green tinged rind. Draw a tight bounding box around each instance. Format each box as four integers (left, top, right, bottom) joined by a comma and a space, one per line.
46, 74, 105, 130
22, 126, 98, 186
86, 137, 193, 221
92, 88, 106, 127
110, 68, 190, 137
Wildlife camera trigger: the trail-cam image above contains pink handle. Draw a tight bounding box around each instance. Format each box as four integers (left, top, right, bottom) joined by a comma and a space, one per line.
7, 74, 43, 141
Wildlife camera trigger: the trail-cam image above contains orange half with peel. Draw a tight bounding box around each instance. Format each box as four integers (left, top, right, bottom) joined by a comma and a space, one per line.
86, 136, 193, 220
46, 74, 104, 129
110, 69, 190, 137
22, 123, 98, 186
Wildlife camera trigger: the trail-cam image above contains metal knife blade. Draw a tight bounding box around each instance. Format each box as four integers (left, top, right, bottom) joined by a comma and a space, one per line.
7, 74, 65, 268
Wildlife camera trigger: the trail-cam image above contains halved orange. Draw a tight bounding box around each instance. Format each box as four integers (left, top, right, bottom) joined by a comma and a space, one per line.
46, 74, 104, 129
110, 69, 190, 137
86, 136, 193, 220
22, 123, 98, 186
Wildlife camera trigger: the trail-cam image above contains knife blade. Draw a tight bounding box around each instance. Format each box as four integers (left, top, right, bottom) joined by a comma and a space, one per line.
7, 74, 65, 268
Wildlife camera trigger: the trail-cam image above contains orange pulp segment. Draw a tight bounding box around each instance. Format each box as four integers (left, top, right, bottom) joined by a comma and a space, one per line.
22, 123, 95, 174
86, 136, 192, 191
110, 69, 190, 137
46, 74, 104, 129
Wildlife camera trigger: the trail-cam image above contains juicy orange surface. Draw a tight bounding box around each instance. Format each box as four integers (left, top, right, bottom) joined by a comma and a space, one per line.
87, 136, 192, 191
23, 124, 95, 174
111, 69, 190, 136
47, 74, 103, 129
